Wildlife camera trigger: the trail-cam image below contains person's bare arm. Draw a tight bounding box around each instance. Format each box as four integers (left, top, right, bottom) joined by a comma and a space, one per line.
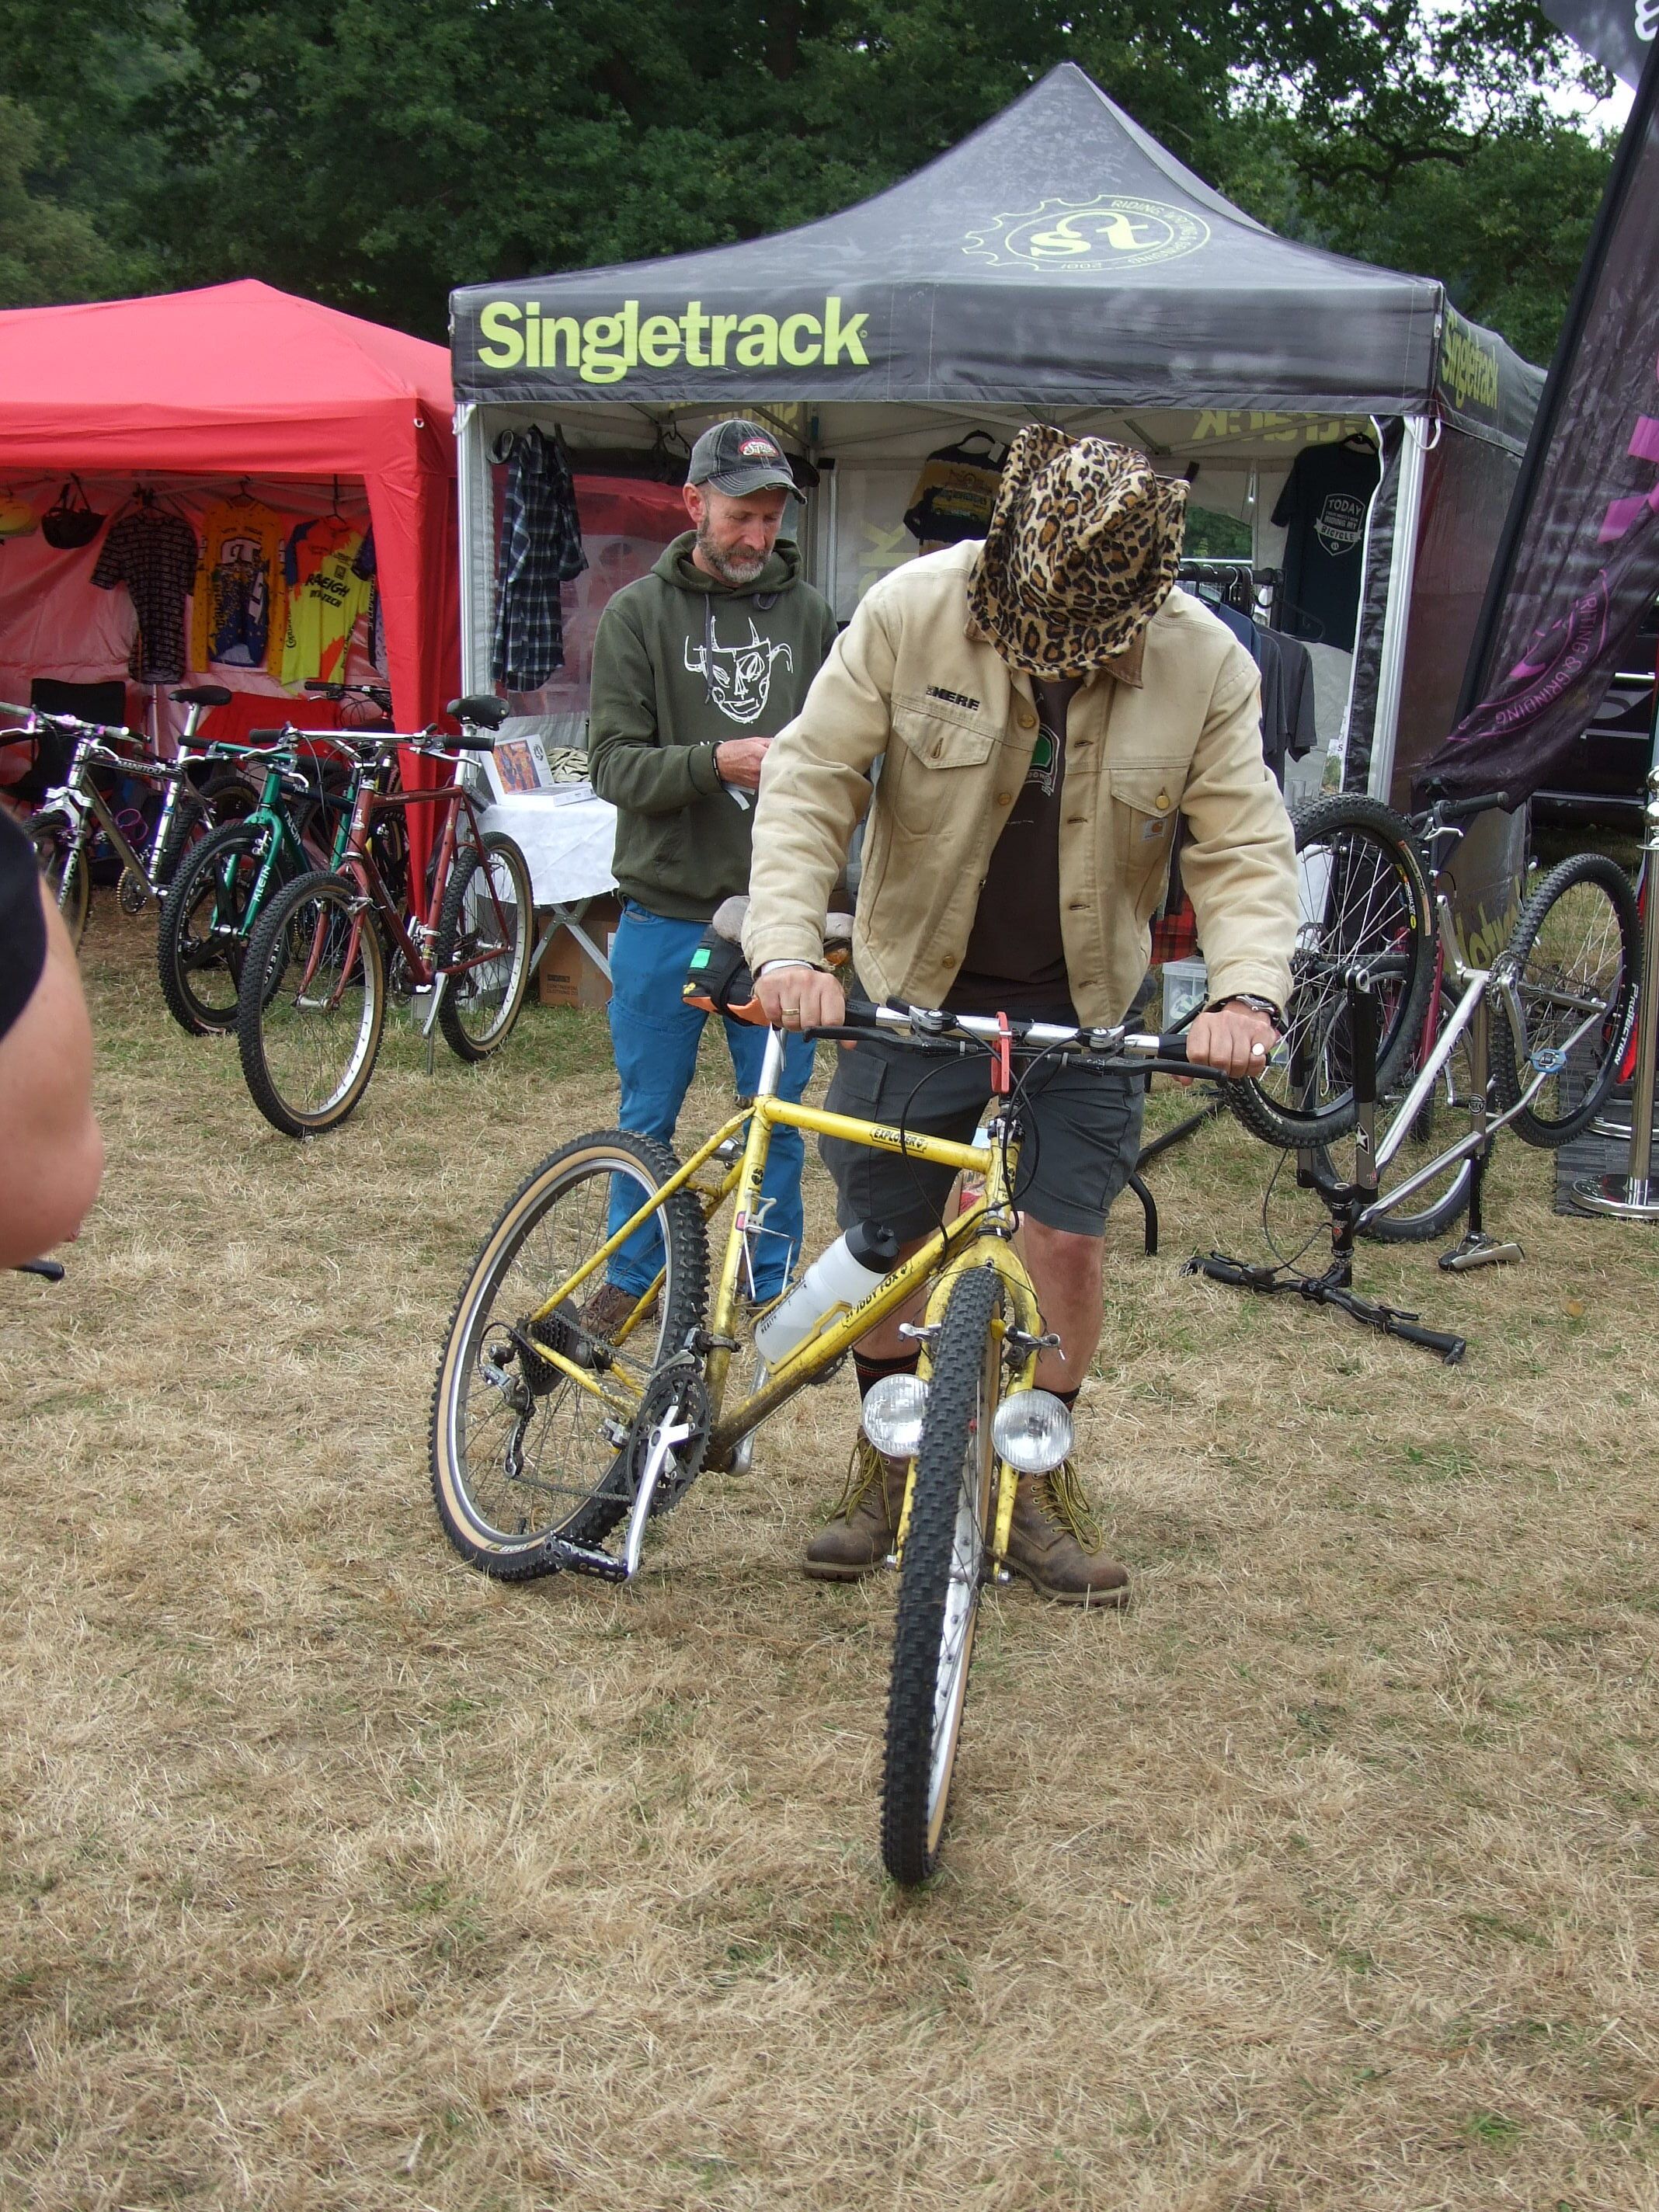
0, 885, 103, 1265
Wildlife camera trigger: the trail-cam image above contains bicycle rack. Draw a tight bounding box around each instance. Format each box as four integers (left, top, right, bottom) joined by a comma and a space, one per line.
1185, 968, 1475, 1363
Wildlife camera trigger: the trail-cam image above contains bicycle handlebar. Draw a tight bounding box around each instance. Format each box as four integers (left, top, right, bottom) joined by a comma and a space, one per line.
807, 995, 1202, 1069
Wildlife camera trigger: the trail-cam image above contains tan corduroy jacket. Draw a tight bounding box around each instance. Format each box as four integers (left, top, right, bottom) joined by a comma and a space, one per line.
743, 541, 1298, 1027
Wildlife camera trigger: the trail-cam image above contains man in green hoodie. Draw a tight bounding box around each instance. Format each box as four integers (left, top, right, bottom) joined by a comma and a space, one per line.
586, 419, 838, 1326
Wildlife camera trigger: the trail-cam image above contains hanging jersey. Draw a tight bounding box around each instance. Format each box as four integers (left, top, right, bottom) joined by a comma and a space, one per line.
280, 535, 372, 687
284, 513, 359, 595
91, 507, 199, 684
193, 501, 286, 673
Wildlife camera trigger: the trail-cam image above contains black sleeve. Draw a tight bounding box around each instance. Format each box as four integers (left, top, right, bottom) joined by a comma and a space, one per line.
0, 810, 48, 1045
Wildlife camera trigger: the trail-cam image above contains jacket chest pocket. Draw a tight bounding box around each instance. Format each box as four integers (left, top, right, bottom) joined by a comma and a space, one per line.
885, 702, 998, 834
1108, 766, 1182, 877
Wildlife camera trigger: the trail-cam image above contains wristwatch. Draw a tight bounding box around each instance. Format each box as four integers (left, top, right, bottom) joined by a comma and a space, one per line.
1211, 993, 1285, 1031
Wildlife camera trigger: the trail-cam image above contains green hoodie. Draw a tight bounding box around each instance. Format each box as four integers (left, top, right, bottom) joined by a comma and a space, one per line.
586, 531, 838, 920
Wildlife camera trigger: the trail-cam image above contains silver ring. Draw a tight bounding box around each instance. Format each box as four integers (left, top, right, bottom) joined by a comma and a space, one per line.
1250, 1041, 1268, 1058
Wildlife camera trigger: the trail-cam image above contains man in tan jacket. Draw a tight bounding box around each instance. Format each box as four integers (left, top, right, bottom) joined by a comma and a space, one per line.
744, 426, 1298, 1605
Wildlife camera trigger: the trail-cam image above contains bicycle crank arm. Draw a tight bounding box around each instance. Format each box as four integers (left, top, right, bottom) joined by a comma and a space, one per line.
1438, 1230, 1524, 1271
623, 1416, 694, 1577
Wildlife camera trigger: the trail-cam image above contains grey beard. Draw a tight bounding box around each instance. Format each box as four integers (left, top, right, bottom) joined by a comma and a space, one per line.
696, 523, 768, 586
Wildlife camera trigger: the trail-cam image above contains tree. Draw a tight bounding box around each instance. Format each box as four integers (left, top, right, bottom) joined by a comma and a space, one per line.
0, 97, 124, 307
0, 0, 1619, 359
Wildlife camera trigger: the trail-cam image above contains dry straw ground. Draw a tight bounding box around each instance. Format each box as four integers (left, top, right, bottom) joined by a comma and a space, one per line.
3, 907, 1658, 2211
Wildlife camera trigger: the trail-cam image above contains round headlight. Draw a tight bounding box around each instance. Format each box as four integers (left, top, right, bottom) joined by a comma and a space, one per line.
990, 1389, 1073, 1473
861, 1372, 928, 1459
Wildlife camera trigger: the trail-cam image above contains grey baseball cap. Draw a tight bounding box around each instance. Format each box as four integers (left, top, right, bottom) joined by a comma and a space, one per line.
687, 418, 799, 497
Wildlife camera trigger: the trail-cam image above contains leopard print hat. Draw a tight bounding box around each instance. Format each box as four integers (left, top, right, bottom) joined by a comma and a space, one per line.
966, 424, 1188, 675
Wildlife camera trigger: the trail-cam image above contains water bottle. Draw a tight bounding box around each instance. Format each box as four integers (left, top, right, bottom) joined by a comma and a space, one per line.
753, 1221, 900, 1365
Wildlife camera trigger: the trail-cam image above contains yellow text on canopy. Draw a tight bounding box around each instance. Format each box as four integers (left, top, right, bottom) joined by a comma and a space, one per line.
475, 297, 871, 384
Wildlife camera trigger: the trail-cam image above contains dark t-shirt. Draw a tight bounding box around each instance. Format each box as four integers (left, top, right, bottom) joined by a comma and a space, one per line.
944, 674, 1080, 1022
0, 809, 47, 1045
1271, 440, 1380, 649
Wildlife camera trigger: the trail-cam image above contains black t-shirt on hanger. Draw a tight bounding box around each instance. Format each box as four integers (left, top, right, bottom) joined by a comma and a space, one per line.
1271, 440, 1380, 649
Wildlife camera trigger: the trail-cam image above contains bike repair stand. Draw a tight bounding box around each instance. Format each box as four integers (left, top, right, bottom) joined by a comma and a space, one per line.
1183, 968, 1470, 1362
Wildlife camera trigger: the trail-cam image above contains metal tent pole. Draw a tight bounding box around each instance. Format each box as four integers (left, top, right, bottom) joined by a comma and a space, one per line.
1572, 760, 1659, 1221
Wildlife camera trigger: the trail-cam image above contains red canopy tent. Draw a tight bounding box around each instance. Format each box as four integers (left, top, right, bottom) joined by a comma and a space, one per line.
0, 279, 460, 906
0, 279, 457, 731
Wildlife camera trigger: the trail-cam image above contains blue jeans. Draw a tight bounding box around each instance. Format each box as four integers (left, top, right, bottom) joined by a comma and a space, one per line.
604, 901, 816, 1299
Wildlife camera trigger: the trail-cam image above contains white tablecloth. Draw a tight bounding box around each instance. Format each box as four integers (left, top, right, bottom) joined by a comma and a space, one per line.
478, 790, 617, 905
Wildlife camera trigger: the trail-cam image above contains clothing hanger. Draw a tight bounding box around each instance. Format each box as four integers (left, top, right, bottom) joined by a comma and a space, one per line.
227, 476, 255, 506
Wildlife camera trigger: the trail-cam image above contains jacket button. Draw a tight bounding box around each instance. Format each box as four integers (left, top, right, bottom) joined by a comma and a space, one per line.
1156, 791, 1171, 811
995, 791, 1014, 806
1017, 710, 1036, 729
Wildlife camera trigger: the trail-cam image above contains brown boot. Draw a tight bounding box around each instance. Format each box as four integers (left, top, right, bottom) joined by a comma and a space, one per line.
1003, 1462, 1129, 1608
579, 1280, 653, 1344
803, 1438, 907, 1581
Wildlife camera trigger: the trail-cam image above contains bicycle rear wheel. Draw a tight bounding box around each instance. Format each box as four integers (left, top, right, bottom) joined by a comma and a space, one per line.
435, 832, 534, 1061
1227, 794, 1435, 1149
156, 819, 286, 1035
430, 1131, 709, 1577
1490, 852, 1640, 1146
238, 870, 385, 1136
30, 814, 90, 951
882, 1262, 1003, 1887
1305, 988, 1479, 1240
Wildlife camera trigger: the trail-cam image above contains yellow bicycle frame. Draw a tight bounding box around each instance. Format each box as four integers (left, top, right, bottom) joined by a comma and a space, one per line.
523, 1028, 1048, 1565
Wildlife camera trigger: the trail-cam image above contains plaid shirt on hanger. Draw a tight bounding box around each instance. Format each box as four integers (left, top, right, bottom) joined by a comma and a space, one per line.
491, 428, 587, 691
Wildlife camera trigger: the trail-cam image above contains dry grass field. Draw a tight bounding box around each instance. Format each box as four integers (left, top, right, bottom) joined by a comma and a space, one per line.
4, 906, 1659, 2211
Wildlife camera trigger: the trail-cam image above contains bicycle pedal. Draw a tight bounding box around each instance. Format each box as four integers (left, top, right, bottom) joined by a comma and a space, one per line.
1438, 1233, 1524, 1271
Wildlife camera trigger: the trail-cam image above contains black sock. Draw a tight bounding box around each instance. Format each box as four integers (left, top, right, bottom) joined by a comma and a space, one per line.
854, 1347, 920, 1400
1052, 1386, 1080, 1410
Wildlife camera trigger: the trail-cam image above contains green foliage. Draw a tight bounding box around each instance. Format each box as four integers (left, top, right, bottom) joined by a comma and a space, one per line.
1183, 508, 1252, 559
0, 0, 1620, 361
0, 97, 124, 306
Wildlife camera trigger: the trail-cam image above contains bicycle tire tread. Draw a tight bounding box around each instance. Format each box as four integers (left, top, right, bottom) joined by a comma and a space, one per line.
881, 1262, 1000, 1887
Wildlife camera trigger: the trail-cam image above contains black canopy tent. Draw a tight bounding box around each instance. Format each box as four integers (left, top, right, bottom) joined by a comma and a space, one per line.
450, 62, 1541, 809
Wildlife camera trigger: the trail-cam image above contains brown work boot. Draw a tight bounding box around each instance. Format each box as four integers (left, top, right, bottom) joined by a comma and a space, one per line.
579, 1280, 652, 1343
1003, 1462, 1130, 1608
803, 1438, 907, 1581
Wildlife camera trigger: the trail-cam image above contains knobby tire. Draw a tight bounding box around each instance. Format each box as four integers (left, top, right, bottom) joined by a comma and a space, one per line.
430, 1131, 709, 1577
881, 1262, 1002, 1887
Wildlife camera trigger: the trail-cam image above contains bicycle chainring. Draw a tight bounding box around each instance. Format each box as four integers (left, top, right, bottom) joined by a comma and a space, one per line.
117, 867, 149, 916
627, 1358, 711, 1517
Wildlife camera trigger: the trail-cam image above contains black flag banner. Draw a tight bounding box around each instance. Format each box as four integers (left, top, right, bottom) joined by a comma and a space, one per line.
1414, 33, 1659, 805
1540, 0, 1654, 88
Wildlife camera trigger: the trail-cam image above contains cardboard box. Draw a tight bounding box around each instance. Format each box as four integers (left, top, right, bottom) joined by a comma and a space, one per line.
537, 896, 621, 1010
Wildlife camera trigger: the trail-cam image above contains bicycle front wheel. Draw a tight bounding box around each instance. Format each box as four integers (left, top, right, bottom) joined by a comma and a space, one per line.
238, 870, 386, 1136
435, 832, 534, 1061
1227, 794, 1435, 1149
882, 1262, 1003, 1887
1305, 988, 1478, 1241
30, 814, 90, 951
1490, 852, 1640, 1146
430, 1131, 709, 1577
151, 788, 209, 892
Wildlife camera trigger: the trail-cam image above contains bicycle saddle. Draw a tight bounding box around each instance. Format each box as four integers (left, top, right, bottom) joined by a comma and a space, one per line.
171, 683, 234, 708
448, 694, 509, 730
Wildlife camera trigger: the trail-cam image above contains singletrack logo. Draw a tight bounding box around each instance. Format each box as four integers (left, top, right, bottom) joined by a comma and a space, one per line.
1440, 311, 1500, 419
473, 296, 871, 384
963, 196, 1209, 273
